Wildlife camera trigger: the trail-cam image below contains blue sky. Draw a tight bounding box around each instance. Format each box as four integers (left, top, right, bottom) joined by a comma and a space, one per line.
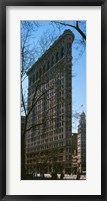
72, 50, 86, 132
21, 20, 86, 133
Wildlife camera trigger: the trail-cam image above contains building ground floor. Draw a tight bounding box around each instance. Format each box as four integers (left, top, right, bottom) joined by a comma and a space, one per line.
25, 162, 72, 175
25, 147, 72, 175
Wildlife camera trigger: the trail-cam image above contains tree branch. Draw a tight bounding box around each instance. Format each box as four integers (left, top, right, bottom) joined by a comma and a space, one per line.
51, 21, 86, 41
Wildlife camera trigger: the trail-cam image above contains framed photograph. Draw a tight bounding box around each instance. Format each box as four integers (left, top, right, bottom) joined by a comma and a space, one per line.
0, 0, 106, 200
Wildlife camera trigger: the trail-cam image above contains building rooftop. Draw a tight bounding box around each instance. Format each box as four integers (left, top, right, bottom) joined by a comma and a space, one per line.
27, 29, 74, 76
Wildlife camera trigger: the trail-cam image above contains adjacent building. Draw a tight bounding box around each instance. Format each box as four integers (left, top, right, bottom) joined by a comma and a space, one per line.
77, 112, 86, 173
72, 133, 78, 173
25, 30, 74, 175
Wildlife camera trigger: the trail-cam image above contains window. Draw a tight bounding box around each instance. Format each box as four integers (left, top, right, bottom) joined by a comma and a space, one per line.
29, 78, 32, 86
36, 72, 38, 80
33, 74, 35, 83
61, 46, 64, 58
43, 65, 45, 74
67, 42, 71, 48
51, 56, 54, 66
39, 68, 41, 78
47, 60, 50, 70
56, 52, 59, 62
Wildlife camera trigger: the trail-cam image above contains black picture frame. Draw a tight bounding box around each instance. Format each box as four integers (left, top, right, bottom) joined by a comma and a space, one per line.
0, 0, 107, 200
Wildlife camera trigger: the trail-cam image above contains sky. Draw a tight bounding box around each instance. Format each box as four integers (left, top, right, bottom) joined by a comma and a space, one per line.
21, 20, 86, 133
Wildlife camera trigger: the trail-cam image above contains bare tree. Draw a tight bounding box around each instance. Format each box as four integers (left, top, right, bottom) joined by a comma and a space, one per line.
21, 21, 54, 178
38, 30, 58, 54
51, 20, 86, 65
51, 20, 86, 41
